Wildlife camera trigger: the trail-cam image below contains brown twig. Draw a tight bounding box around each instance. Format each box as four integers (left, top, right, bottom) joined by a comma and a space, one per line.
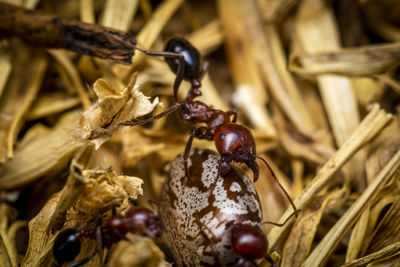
0, 2, 137, 64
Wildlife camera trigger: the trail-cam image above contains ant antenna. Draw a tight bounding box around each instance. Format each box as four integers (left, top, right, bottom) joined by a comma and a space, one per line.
259, 208, 300, 228
113, 36, 185, 101
121, 102, 184, 126
255, 155, 299, 218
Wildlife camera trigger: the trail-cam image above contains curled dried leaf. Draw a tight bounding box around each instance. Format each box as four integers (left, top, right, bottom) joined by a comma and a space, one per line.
108, 234, 169, 267
67, 167, 143, 224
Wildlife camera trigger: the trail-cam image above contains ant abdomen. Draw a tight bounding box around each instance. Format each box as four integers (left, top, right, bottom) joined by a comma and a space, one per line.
164, 38, 203, 87
53, 228, 82, 265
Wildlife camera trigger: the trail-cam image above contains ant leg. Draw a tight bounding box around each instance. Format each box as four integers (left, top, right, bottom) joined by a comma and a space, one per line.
226, 109, 237, 123
183, 128, 196, 179
121, 102, 183, 126
195, 217, 222, 266
135, 48, 185, 101
255, 156, 299, 218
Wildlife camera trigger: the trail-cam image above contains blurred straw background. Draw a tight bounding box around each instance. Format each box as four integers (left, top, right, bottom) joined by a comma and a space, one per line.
0, 0, 399, 266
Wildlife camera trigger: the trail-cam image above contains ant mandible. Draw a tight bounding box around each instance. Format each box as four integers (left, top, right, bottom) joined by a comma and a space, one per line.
52, 207, 162, 267
122, 38, 298, 216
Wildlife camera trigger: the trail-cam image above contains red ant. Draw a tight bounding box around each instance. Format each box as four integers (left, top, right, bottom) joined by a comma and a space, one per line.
121, 38, 298, 215
52, 207, 162, 267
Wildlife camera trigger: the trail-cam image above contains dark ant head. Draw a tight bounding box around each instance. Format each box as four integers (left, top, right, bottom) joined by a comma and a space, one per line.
53, 228, 82, 264
108, 207, 162, 239
230, 224, 268, 260
164, 38, 203, 88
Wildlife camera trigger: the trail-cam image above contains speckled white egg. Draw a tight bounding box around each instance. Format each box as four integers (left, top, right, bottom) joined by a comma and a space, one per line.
159, 148, 263, 266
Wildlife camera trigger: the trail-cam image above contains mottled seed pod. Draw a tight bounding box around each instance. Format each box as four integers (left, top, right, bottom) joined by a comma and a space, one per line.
159, 148, 263, 266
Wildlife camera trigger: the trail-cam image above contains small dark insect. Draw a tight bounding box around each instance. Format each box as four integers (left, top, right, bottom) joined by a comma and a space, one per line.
52, 207, 162, 267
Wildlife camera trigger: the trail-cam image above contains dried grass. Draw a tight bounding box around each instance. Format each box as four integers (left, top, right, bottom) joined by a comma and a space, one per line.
0, 0, 399, 266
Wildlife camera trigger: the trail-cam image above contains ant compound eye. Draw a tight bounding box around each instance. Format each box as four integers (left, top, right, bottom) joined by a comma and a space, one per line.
219, 134, 225, 141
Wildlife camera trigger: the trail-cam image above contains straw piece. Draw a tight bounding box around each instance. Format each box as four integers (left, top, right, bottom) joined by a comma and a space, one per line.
290, 41, 400, 76
0, 46, 12, 98
48, 50, 91, 109
113, 0, 184, 79
249, 1, 316, 133
261, 0, 300, 23
281, 189, 344, 266
26, 93, 80, 120
346, 205, 370, 261
187, 19, 223, 55
80, 0, 95, 23
22, 192, 62, 267
218, 0, 276, 137
101, 0, 139, 31
296, 0, 365, 189
0, 50, 48, 162
267, 104, 393, 249
342, 241, 400, 267
302, 158, 400, 266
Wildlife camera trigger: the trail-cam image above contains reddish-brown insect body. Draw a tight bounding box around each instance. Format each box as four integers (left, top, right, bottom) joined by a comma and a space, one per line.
107, 207, 162, 239
52, 207, 161, 266
231, 224, 268, 260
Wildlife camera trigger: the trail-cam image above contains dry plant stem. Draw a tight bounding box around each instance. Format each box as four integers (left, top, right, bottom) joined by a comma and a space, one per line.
26, 94, 80, 120
248, 2, 316, 133
218, 0, 276, 137
302, 155, 400, 267
342, 241, 400, 267
187, 19, 223, 55
291, 41, 400, 76
346, 205, 370, 261
267, 104, 393, 250
101, 0, 138, 31
47, 155, 89, 232
0, 228, 18, 267
296, 0, 364, 189
113, 0, 184, 80
261, 0, 299, 23
7, 53, 48, 160
22, 192, 62, 267
0, 46, 12, 98
0, 113, 84, 189
48, 50, 91, 108
80, 0, 95, 23
0, 2, 139, 64
281, 189, 343, 267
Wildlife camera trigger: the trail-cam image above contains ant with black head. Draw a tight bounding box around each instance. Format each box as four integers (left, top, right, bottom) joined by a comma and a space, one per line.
52, 207, 162, 267
115, 36, 207, 101
122, 38, 299, 216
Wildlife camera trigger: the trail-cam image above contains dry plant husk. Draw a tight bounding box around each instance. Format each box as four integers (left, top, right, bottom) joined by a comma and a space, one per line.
0, 0, 400, 266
